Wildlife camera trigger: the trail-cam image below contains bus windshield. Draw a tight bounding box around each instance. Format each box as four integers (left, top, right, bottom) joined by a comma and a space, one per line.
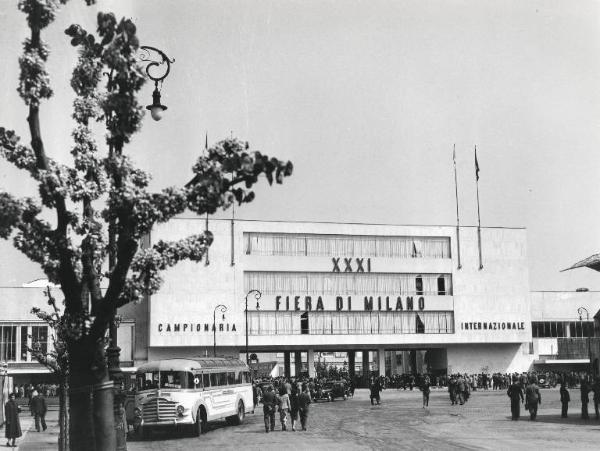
136, 371, 196, 390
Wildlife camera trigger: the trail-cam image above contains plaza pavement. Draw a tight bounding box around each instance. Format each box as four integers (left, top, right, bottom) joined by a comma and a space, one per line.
13, 387, 600, 450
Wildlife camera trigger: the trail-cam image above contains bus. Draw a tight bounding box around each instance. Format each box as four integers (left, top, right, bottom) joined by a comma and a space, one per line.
132, 357, 253, 438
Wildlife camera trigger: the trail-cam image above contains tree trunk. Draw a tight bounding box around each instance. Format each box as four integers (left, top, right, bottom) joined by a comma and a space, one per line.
58, 380, 70, 451
68, 339, 116, 451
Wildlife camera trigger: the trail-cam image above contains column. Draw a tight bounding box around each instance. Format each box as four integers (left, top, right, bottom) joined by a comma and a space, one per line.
377, 347, 386, 377
362, 350, 370, 385
307, 349, 316, 378
294, 351, 302, 377
348, 351, 356, 380
390, 351, 398, 376
284, 351, 291, 378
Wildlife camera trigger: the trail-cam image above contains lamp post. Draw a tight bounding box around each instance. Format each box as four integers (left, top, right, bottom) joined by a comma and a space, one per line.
105, 45, 174, 451
578, 307, 592, 375
139, 46, 175, 121
245, 290, 262, 364
213, 305, 228, 357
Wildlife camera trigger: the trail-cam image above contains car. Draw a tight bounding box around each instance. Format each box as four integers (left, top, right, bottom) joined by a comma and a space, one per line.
312, 381, 349, 402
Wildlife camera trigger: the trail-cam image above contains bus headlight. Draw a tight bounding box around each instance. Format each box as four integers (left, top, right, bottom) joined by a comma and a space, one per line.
176, 405, 185, 417
134, 408, 142, 418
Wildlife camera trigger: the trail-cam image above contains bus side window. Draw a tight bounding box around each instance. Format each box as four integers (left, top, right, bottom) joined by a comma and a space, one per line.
217, 372, 227, 386
203, 374, 210, 389
236, 371, 243, 384
227, 372, 236, 385
210, 373, 218, 387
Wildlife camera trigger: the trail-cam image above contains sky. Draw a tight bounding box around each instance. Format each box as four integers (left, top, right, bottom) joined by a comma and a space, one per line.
1, 0, 600, 291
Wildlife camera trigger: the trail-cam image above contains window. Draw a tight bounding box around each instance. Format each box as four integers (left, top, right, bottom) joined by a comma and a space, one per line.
217, 372, 227, 386
0, 326, 17, 362
20, 326, 28, 361
300, 312, 309, 335
210, 373, 218, 387
415, 276, 423, 296
437, 276, 446, 295
191, 374, 202, 389
227, 372, 236, 385
31, 326, 48, 356
203, 374, 210, 388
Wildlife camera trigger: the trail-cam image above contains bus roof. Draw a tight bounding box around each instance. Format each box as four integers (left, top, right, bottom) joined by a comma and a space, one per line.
136, 357, 248, 374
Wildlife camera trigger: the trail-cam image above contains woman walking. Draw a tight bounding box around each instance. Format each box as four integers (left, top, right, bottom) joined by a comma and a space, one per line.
4, 393, 22, 447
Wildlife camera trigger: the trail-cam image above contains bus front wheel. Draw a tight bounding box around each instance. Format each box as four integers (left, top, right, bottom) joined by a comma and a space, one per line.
195, 407, 207, 436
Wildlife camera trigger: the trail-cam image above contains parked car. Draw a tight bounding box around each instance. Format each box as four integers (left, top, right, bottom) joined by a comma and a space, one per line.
313, 380, 349, 402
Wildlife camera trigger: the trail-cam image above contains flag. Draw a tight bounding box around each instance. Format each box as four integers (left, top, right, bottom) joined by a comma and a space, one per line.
474, 146, 480, 181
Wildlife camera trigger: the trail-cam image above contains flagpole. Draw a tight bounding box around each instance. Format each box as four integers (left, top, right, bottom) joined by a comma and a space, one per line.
204, 132, 210, 266
475, 145, 483, 270
453, 144, 462, 269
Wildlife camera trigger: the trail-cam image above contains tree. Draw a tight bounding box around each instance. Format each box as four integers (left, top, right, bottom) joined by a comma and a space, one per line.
0, 1, 293, 450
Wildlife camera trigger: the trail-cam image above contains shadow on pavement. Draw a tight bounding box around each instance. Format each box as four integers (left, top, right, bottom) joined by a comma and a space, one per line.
525, 414, 600, 427
127, 420, 234, 442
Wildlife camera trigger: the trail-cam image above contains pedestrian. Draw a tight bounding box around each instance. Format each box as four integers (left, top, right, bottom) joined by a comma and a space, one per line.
580, 376, 590, 420
4, 393, 22, 447
278, 386, 291, 431
560, 382, 570, 418
448, 375, 457, 405
507, 376, 524, 420
30, 390, 47, 432
592, 378, 600, 420
370, 377, 382, 405
457, 375, 466, 405
289, 382, 300, 431
525, 377, 541, 421
298, 385, 311, 431
421, 376, 431, 408
261, 385, 277, 433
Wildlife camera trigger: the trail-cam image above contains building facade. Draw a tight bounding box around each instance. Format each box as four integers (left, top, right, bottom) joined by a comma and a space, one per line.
145, 218, 532, 376
3, 218, 600, 384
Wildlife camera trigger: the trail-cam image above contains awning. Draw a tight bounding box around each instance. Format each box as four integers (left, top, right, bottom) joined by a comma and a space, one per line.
561, 253, 600, 272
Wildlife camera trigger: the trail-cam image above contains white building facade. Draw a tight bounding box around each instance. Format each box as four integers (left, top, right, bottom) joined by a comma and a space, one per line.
146, 218, 533, 376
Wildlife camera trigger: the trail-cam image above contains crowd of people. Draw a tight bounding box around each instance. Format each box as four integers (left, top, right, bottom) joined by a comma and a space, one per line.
253, 378, 314, 433
8, 383, 59, 399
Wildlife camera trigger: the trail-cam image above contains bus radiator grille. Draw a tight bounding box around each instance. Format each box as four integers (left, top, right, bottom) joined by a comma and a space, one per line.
142, 398, 178, 422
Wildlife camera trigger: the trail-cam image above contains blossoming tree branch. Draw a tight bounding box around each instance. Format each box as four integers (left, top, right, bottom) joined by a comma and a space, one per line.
0, 1, 292, 449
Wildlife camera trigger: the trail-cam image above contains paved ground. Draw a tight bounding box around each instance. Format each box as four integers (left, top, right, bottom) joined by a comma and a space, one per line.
13, 388, 600, 450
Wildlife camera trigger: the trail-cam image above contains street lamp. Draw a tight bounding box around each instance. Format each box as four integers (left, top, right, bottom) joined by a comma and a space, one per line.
578, 307, 592, 375
140, 46, 174, 121
245, 290, 262, 364
213, 304, 228, 357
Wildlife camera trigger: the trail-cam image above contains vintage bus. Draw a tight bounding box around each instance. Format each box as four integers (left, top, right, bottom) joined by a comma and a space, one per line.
132, 357, 253, 437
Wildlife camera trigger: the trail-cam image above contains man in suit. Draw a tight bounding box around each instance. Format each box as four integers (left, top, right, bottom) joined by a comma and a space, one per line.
30, 390, 47, 432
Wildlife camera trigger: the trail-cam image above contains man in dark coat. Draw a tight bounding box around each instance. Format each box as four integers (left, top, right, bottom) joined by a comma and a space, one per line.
580, 377, 590, 420
560, 382, 570, 418
370, 377, 382, 405
4, 393, 22, 447
507, 376, 524, 420
448, 375, 457, 405
592, 378, 600, 420
298, 385, 311, 431
525, 377, 541, 421
30, 390, 47, 432
261, 385, 277, 433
